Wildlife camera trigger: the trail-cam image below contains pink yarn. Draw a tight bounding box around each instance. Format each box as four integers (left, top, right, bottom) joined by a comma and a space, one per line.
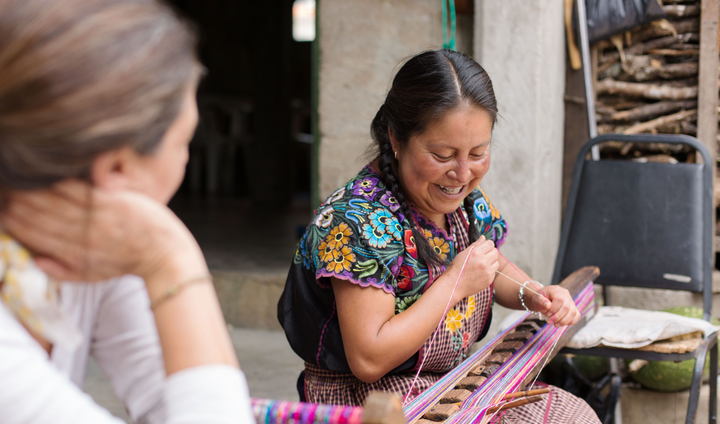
403, 245, 476, 405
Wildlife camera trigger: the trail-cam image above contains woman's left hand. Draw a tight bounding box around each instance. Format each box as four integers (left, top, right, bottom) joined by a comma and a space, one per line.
525, 284, 580, 327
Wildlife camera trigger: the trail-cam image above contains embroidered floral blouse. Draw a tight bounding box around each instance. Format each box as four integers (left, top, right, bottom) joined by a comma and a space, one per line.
278, 164, 507, 374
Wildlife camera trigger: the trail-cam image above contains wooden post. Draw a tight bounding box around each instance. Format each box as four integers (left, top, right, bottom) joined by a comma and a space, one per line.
697, 0, 719, 262
697, 0, 719, 154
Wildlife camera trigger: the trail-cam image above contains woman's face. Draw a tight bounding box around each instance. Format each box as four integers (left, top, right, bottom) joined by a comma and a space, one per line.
393, 106, 493, 225
93, 83, 198, 204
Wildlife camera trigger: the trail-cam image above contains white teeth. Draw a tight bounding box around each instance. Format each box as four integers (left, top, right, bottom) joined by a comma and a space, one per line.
439, 185, 462, 195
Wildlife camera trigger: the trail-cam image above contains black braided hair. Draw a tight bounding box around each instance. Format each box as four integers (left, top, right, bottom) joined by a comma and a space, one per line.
373, 106, 445, 268
463, 196, 481, 244
369, 49, 497, 267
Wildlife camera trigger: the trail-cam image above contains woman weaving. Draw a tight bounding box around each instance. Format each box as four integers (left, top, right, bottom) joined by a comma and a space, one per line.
278, 50, 600, 423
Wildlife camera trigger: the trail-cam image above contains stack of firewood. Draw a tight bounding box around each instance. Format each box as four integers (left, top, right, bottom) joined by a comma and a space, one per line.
594, 0, 704, 163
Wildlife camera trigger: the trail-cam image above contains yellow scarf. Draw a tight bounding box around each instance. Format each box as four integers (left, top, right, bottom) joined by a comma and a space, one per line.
0, 233, 82, 349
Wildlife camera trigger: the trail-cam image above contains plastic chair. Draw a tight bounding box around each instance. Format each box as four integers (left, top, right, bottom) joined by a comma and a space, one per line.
551, 134, 718, 424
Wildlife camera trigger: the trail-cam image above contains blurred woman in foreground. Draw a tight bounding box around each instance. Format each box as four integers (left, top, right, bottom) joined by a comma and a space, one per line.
0, 0, 253, 422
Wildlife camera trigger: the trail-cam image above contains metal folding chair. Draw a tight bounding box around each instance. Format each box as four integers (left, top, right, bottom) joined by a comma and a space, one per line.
552, 134, 718, 424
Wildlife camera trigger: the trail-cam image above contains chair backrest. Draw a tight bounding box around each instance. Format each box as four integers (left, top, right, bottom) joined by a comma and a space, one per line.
552, 134, 714, 321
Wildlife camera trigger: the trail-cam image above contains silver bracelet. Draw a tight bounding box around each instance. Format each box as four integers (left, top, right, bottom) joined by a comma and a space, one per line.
518, 280, 542, 313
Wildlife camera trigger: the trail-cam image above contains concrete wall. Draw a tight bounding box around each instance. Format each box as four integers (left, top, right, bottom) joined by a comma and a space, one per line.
473, 0, 567, 284
317, 0, 472, 198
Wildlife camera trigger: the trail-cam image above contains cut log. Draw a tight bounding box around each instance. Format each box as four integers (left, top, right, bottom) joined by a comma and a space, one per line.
619, 56, 698, 82
598, 59, 621, 79
631, 18, 699, 44
663, 77, 698, 88
610, 100, 697, 122
656, 120, 697, 136
623, 109, 698, 135
668, 43, 701, 50
597, 79, 698, 100
647, 48, 699, 56
601, 33, 696, 63
598, 124, 629, 135
663, 4, 700, 18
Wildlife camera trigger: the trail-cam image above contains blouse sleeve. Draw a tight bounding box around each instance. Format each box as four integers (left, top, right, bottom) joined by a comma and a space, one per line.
0, 291, 254, 424
301, 202, 405, 295
471, 189, 508, 247
91, 276, 166, 423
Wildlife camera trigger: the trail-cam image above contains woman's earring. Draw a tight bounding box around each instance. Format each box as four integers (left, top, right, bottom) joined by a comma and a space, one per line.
394, 151, 398, 160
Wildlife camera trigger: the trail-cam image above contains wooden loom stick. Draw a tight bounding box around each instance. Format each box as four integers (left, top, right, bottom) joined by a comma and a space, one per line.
486, 395, 544, 414
449, 388, 551, 407
502, 387, 551, 401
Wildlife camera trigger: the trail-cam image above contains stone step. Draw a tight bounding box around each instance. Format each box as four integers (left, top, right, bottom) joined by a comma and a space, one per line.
211, 269, 287, 330
620, 382, 717, 424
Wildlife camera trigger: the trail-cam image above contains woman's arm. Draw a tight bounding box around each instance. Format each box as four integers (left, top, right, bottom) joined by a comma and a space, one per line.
333, 236, 498, 383
493, 254, 580, 327
0, 181, 253, 423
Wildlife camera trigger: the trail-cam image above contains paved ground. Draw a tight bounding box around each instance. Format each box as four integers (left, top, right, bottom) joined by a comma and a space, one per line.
83, 327, 304, 423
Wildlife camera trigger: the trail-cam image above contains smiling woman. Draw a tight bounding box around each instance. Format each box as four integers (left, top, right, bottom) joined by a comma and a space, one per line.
278, 50, 600, 423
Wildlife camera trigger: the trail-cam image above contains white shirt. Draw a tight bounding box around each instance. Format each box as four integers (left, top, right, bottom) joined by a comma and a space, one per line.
0, 276, 254, 424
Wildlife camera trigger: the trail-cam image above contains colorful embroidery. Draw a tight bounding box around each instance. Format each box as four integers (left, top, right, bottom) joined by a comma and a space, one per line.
292, 165, 507, 311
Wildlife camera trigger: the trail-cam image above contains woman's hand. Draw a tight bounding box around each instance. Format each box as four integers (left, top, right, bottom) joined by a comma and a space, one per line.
525, 284, 580, 327
443, 236, 499, 303
0, 179, 207, 283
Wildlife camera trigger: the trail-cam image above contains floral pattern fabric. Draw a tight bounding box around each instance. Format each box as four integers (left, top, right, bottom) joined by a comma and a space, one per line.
293, 164, 508, 314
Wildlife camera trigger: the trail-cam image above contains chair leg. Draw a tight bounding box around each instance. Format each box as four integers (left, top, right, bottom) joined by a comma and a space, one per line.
686, 351, 708, 424
710, 342, 717, 424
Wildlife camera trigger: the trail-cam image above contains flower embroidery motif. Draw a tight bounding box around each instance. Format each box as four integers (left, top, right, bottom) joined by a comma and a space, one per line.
385, 220, 403, 241
422, 228, 433, 239
479, 188, 501, 220
328, 187, 346, 204
368, 209, 402, 241
327, 222, 352, 250
474, 197, 493, 225
380, 192, 400, 212
403, 230, 417, 260
362, 223, 392, 249
352, 177, 380, 200
428, 237, 450, 262
461, 332, 471, 349
396, 264, 416, 291
369, 209, 393, 231
326, 246, 356, 273
446, 308, 463, 332
317, 239, 335, 263
465, 295, 476, 319
312, 206, 334, 229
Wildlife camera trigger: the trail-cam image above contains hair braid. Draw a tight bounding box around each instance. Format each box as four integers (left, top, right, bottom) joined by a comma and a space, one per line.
463, 196, 480, 244
372, 107, 446, 268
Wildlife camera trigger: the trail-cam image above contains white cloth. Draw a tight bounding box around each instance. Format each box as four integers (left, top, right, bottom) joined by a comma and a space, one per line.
0, 276, 254, 424
567, 306, 720, 349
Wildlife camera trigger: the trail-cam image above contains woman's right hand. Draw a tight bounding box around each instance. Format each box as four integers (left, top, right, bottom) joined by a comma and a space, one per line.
0, 179, 208, 284
443, 236, 499, 302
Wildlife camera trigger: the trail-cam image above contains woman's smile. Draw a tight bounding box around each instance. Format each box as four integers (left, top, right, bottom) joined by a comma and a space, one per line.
392, 105, 494, 228
437, 184, 464, 195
